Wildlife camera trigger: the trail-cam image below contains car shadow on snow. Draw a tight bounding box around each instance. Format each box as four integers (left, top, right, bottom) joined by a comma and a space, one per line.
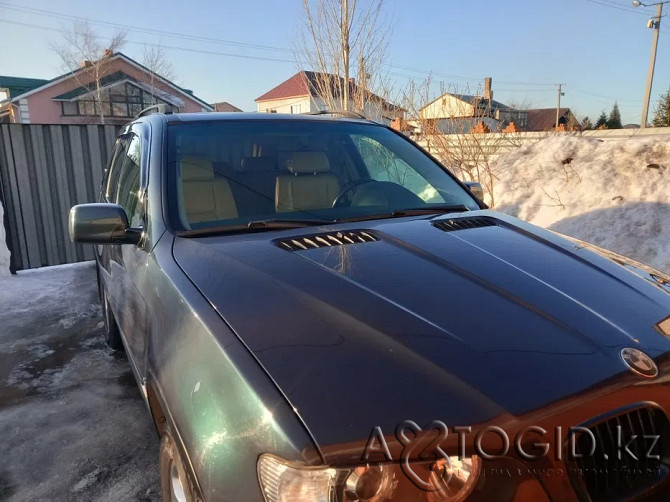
546, 202, 670, 275
495, 201, 670, 276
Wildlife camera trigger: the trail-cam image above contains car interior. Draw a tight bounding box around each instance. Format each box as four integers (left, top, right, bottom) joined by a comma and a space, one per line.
172, 128, 353, 229
169, 122, 476, 231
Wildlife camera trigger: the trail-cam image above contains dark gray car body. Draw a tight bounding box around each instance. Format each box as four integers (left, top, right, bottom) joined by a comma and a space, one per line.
93, 113, 670, 501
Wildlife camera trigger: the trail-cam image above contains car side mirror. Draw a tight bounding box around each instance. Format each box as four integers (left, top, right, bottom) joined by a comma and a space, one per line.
69, 203, 142, 245
464, 181, 484, 201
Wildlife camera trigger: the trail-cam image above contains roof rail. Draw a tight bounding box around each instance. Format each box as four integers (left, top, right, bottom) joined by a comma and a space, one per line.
135, 103, 173, 119
307, 110, 367, 120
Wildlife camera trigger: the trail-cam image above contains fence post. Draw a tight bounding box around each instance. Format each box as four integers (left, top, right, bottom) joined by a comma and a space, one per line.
0, 157, 17, 274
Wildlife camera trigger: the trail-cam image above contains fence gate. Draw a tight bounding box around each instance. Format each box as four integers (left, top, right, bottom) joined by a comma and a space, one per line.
0, 123, 120, 272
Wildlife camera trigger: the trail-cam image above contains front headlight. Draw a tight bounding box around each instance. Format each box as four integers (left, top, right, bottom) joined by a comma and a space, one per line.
257, 454, 481, 502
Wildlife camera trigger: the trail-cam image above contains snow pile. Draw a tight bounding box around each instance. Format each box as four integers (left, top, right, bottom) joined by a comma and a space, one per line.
493, 135, 670, 274
0, 200, 10, 277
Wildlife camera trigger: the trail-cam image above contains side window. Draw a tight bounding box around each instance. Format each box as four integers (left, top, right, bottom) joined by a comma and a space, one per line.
104, 139, 127, 202
115, 134, 143, 227
350, 135, 446, 203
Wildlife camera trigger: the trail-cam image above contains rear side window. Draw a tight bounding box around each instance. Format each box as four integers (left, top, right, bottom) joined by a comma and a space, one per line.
115, 134, 143, 226
104, 139, 127, 202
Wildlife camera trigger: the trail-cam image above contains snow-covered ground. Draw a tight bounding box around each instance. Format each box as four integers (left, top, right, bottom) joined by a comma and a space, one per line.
493, 135, 670, 274
0, 262, 158, 501
0, 200, 11, 277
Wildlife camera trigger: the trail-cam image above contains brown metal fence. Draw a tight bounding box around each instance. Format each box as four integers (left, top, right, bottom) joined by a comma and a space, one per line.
0, 124, 120, 272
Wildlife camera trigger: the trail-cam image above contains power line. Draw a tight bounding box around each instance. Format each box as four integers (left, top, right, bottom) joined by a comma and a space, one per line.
495, 88, 556, 92
585, 0, 649, 15
0, 2, 294, 54
0, 2, 485, 82
571, 87, 640, 104
0, 2, 560, 88
595, 0, 646, 11
0, 19, 299, 64
1, 12, 640, 107
496, 80, 556, 87
383, 63, 481, 82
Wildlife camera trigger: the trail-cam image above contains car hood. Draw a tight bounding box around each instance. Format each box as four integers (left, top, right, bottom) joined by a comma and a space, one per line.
173, 210, 670, 456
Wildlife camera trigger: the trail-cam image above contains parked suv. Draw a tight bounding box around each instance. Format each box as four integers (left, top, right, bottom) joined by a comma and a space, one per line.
70, 110, 670, 502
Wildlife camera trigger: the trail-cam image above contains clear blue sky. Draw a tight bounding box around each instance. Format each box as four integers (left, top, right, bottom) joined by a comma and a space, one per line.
1, 0, 668, 124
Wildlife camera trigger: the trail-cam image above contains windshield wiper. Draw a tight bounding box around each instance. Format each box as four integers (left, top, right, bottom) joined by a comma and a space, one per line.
336, 204, 470, 223
246, 218, 334, 229
391, 204, 470, 217
177, 218, 334, 237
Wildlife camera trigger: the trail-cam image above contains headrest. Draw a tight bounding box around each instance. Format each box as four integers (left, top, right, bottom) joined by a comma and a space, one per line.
181, 156, 214, 181
287, 152, 330, 174
240, 156, 276, 173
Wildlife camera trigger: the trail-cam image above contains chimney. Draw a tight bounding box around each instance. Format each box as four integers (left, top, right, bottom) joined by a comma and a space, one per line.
81, 60, 93, 68
484, 77, 493, 102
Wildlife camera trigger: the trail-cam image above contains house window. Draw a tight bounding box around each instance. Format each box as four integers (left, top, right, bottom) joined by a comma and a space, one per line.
266, 108, 277, 114
62, 101, 78, 115
62, 82, 176, 118
79, 101, 96, 116
290, 104, 301, 114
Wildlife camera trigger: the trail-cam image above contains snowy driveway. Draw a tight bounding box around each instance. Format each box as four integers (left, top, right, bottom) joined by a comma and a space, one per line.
0, 262, 159, 501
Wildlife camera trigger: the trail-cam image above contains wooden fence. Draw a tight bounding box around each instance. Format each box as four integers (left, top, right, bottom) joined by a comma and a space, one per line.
0, 124, 120, 271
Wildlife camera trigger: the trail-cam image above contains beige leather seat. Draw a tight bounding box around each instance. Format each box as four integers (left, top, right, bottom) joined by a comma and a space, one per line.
180, 156, 237, 226
275, 152, 340, 212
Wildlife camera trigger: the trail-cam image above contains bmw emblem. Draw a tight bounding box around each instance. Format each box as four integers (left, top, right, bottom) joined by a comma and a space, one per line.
621, 348, 658, 378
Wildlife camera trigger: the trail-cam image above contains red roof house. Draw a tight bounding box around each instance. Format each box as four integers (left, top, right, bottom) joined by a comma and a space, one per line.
255, 70, 403, 121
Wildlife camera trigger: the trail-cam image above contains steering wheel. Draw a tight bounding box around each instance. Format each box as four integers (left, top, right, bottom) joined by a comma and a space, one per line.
332, 178, 377, 207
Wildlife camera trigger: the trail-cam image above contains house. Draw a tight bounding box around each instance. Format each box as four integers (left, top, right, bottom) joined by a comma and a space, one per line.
0, 52, 212, 125
0, 76, 50, 102
212, 101, 243, 113
255, 70, 403, 122
0, 76, 51, 123
525, 108, 577, 131
389, 116, 418, 135
419, 78, 528, 133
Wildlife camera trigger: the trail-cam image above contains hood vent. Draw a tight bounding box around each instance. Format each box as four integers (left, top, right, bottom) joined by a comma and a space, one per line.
277, 230, 378, 251
433, 217, 497, 233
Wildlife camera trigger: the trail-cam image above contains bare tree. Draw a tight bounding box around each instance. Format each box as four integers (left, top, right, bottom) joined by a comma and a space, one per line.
505, 97, 534, 112
141, 44, 177, 106
52, 22, 126, 124
295, 0, 393, 117
402, 79, 526, 207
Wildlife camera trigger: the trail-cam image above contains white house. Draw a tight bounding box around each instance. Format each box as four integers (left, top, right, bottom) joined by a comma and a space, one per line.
420, 78, 528, 132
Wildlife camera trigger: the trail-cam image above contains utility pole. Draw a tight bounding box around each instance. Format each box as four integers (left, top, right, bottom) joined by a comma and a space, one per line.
358, 54, 365, 113
639, 2, 664, 128
555, 84, 565, 130
341, 0, 350, 111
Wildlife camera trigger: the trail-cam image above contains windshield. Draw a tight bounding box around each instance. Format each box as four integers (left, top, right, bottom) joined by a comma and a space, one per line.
167, 119, 479, 232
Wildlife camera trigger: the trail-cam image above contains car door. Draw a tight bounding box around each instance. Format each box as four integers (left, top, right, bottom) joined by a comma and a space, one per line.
106, 128, 152, 380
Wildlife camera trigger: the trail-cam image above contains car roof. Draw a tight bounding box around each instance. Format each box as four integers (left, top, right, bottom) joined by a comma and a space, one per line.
140, 111, 380, 126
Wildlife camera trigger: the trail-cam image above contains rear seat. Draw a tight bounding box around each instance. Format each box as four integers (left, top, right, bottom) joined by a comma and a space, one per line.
227, 156, 279, 216
275, 152, 340, 212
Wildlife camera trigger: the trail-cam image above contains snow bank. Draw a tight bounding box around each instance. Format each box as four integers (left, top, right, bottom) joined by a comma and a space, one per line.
0, 200, 11, 277
493, 135, 670, 274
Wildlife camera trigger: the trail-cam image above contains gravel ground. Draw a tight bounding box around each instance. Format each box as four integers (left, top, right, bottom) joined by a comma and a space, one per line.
0, 261, 160, 502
